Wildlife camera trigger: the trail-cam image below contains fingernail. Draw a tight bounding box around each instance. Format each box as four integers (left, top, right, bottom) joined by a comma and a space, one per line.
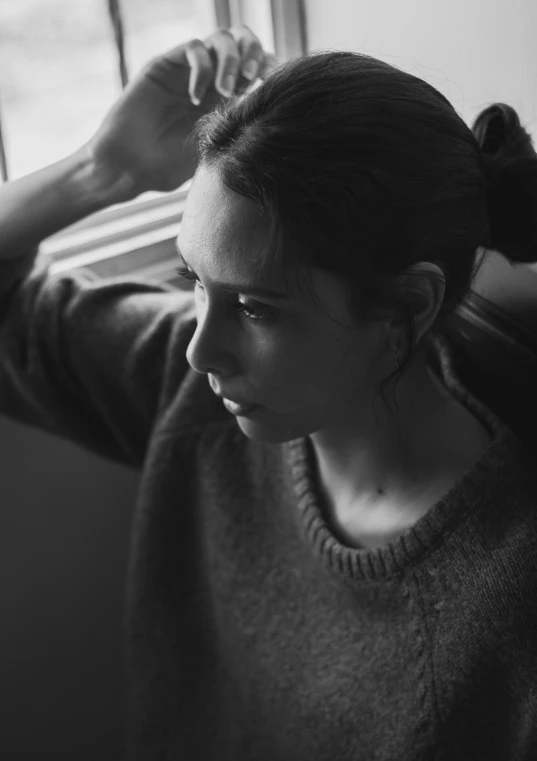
242, 59, 258, 80
221, 74, 236, 97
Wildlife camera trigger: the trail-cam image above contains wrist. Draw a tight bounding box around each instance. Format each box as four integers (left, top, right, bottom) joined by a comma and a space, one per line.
71, 144, 140, 212
0, 147, 140, 259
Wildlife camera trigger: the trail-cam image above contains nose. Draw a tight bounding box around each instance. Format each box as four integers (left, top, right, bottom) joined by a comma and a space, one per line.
185, 299, 235, 376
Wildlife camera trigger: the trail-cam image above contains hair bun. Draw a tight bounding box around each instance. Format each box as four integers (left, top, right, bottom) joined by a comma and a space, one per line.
471, 103, 537, 263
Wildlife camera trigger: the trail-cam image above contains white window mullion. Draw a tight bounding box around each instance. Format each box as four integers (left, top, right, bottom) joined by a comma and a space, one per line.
270, 0, 307, 60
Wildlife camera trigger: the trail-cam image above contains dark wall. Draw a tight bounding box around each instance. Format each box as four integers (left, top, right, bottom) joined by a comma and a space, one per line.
0, 414, 139, 759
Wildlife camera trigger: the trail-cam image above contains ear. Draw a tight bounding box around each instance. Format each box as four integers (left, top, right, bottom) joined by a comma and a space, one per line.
392, 262, 446, 348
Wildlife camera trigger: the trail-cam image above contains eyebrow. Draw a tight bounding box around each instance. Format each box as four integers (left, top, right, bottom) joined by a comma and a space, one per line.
174, 241, 290, 302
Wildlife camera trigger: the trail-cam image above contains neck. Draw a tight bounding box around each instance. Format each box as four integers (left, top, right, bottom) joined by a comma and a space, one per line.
309, 344, 488, 519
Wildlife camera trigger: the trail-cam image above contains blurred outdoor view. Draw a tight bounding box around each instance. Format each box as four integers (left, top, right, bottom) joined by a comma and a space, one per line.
0, 0, 203, 180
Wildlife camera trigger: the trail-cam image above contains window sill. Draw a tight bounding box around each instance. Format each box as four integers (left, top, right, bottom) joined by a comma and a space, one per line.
39, 185, 189, 285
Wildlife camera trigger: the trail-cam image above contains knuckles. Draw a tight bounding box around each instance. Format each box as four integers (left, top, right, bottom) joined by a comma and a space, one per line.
183, 38, 207, 53
143, 26, 263, 83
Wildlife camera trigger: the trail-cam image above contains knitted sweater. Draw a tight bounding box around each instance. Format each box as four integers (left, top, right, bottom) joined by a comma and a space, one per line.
1, 248, 537, 761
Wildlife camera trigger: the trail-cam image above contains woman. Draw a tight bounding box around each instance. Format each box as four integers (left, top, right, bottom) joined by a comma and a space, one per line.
1, 24, 536, 761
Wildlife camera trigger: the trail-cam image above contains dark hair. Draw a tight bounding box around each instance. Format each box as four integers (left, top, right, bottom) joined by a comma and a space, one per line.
194, 51, 537, 413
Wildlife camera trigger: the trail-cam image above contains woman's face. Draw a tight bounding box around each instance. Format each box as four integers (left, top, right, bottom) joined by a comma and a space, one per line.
178, 165, 391, 444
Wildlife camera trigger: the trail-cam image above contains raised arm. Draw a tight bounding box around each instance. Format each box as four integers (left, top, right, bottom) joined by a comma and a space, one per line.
0, 25, 277, 261
0, 26, 277, 468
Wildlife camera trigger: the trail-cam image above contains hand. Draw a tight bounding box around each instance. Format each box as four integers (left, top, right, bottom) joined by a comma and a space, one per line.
83, 25, 278, 202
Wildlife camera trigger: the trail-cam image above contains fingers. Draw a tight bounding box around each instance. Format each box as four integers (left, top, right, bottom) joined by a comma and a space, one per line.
168, 25, 278, 107
228, 25, 279, 83
183, 39, 213, 106
230, 25, 264, 81
258, 52, 280, 80
203, 29, 241, 98
203, 24, 270, 98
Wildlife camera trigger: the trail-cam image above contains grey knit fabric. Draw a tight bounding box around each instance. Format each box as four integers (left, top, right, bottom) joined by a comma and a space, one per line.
1, 250, 536, 761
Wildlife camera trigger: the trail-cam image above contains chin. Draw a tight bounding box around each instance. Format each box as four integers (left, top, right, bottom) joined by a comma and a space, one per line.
235, 413, 316, 444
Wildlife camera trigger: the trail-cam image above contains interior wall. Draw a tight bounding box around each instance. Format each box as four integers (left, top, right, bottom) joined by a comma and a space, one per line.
0, 415, 138, 759
303, 0, 537, 141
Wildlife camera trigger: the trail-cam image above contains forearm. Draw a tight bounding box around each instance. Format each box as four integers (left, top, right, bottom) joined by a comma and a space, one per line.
0, 146, 135, 262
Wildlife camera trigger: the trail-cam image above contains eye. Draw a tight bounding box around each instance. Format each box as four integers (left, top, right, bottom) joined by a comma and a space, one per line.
176, 266, 201, 286
175, 267, 276, 323
233, 300, 274, 322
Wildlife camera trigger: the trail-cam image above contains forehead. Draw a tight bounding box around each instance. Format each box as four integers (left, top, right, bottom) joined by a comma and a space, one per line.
179, 164, 270, 281
179, 164, 355, 326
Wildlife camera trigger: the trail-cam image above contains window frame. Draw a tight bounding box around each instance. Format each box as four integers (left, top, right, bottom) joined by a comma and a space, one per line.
40, 0, 307, 284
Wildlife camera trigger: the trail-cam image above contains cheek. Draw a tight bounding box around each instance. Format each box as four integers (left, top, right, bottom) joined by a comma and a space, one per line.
255, 333, 359, 410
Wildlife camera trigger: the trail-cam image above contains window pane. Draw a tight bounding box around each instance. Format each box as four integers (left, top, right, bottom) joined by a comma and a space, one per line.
0, 0, 204, 181
122, 0, 199, 79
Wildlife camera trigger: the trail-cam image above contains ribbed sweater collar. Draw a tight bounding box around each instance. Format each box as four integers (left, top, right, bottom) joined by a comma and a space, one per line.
284, 335, 524, 582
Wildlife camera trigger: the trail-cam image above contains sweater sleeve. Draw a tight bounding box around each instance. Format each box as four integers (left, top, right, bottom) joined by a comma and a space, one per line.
0, 249, 198, 470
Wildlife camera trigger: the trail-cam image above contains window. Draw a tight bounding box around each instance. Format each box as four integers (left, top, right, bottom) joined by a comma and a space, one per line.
0, 0, 307, 282
0, 0, 205, 181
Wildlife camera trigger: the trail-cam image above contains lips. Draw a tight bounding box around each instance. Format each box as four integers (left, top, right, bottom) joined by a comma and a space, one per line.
213, 391, 256, 408
222, 398, 260, 417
